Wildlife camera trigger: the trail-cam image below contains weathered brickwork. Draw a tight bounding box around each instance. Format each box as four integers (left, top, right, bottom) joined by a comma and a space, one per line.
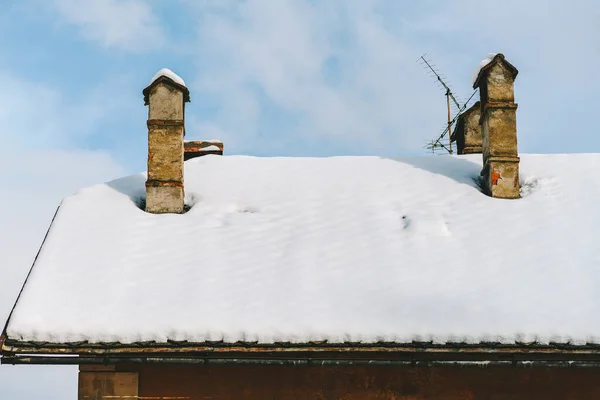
147, 83, 185, 120
78, 370, 138, 400
474, 54, 520, 199
454, 101, 482, 155
143, 75, 190, 213
147, 126, 185, 183
111, 364, 600, 400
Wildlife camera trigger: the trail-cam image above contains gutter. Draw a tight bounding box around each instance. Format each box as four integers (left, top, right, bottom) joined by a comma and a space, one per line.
4, 356, 600, 368
5, 340, 600, 356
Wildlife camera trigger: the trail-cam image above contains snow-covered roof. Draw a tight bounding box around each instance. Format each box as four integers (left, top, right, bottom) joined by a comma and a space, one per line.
149, 68, 186, 87
5, 154, 600, 346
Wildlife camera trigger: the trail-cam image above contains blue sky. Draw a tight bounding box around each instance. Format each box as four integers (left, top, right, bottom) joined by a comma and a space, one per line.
1, 1, 599, 398
2, 0, 600, 172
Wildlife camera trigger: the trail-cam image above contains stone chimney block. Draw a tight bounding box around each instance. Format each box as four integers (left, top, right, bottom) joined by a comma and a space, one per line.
473, 54, 520, 199
142, 70, 190, 213
453, 101, 482, 155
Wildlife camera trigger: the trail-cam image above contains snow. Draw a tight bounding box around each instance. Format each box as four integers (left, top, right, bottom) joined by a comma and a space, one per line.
150, 68, 186, 87
472, 53, 498, 85
198, 145, 221, 151
6, 154, 600, 345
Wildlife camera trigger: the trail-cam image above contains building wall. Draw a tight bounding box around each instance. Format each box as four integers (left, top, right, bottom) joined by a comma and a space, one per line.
113, 364, 600, 399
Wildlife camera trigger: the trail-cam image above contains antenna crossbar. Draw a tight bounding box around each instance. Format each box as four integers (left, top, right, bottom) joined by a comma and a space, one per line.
419, 56, 461, 110
428, 89, 478, 152
419, 54, 479, 155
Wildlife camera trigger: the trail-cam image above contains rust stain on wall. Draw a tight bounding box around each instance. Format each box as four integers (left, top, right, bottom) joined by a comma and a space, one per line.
492, 171, 501, 185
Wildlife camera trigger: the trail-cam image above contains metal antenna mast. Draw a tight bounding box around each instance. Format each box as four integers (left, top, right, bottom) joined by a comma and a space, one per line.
418, 54, 478, 154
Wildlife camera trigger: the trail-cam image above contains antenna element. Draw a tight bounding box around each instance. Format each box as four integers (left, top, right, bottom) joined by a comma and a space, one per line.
418, 55, 478, 154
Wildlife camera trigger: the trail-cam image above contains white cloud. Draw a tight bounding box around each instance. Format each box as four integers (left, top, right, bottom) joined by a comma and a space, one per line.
185, 0, 465, 154
0, 148, 126, 320
0, 72, 126, 399
53, 0, 164, 51
0, 73, 98, 147
185, 0, 600, 155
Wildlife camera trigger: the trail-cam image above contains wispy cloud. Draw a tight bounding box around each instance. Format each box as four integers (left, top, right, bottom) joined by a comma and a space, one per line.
0, 71, 127, 301
0, 73, 103, 147
52, 0, 164, 51
187, 0, 434, 155
184, 0, 600, 155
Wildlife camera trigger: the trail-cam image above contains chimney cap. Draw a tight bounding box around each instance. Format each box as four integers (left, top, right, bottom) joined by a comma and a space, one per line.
143, 68, 190, 105
472, 53, 519, 89
150, 68, 186, 87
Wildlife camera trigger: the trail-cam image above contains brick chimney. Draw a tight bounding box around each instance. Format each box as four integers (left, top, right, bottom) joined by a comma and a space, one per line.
473, 54, 520, 199
142, 69, 190, 213
452, 101, 481, 155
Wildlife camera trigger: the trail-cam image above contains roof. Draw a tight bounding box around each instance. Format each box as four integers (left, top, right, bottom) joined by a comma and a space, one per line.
472, 53, 519, 88
3, 154, 600, 349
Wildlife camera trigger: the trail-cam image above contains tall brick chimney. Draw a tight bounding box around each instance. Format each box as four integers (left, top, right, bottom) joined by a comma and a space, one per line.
473, 54, 520, 199
142, 69, 190, 213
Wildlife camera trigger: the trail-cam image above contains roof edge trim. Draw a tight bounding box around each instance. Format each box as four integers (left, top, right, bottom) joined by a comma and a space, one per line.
4, 340, 600, 356
5, 355, 600, 367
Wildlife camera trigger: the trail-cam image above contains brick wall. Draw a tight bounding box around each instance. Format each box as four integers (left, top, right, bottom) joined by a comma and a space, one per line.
113, 364, 600, 399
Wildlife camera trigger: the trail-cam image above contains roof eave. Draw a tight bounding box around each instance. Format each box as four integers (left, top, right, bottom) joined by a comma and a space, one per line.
4, 339, 600, 358
6, 355, 600, 368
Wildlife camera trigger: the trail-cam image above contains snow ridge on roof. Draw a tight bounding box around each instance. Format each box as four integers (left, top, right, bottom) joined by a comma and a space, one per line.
150, 68, 186, 87
5, 154, 600, 346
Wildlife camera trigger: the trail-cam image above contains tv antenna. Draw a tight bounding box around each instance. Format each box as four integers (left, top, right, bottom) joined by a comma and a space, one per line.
418, 54, 478, 154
